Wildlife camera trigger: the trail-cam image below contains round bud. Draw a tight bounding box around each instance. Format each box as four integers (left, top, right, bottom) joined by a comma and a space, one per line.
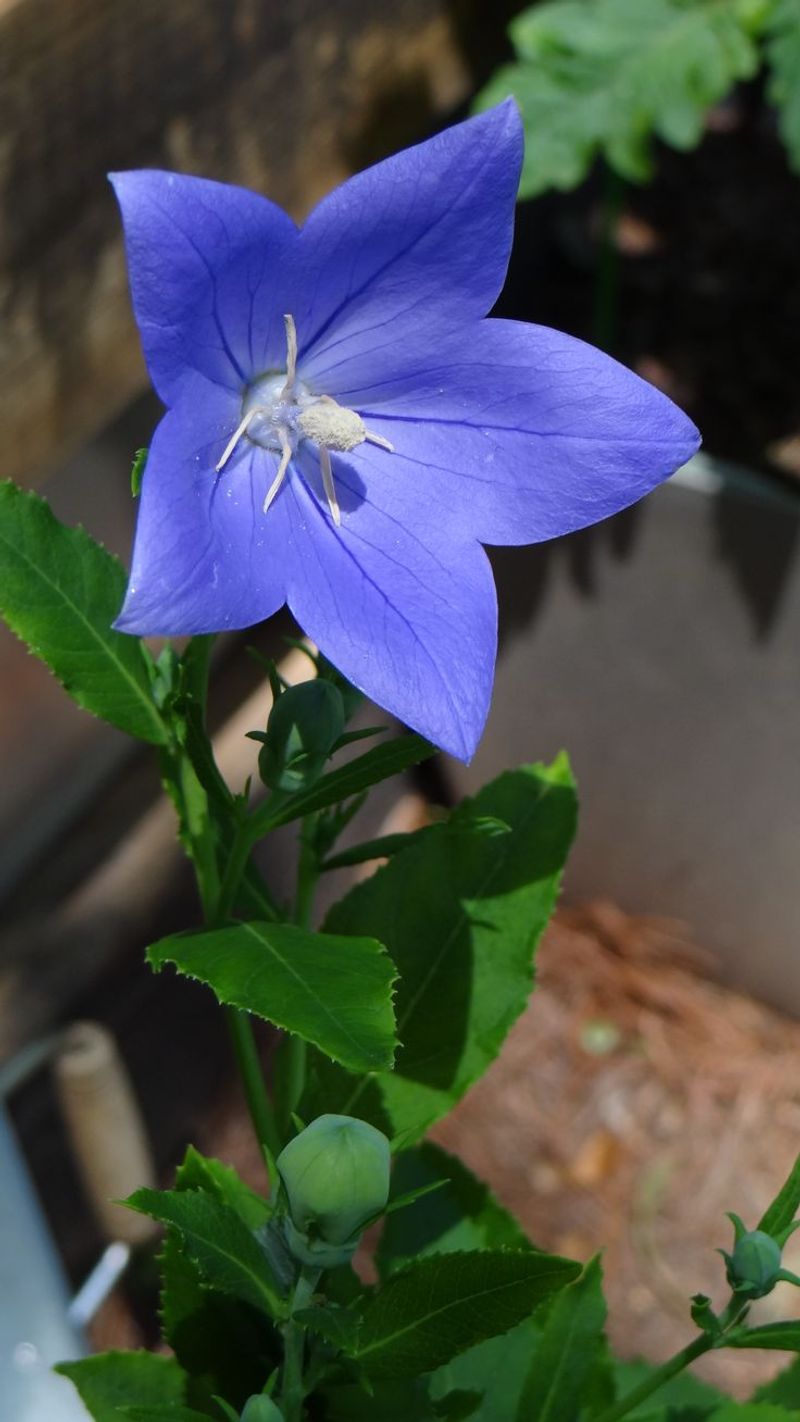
258, 680, 345, 792
727, 1229, 782, 1298
277, 1114, 391, 1268
240, 1396, 285, 1422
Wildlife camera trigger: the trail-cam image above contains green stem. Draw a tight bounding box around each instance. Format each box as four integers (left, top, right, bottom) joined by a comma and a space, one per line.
594, 1334, 712, 1422
280, 1266, 321, 1422
276, 815, 321, 1133
225, 1007, 281, 1160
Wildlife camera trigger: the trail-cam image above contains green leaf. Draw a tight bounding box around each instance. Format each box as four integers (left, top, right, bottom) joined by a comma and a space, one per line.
350, 1248, 580, 1380
302, 757, 577, 1143
322, 831, 422, 871
121, 1409, 211, 1422
159, 1150, 275, 1413
173, 1145, 270, 1229
727, 1321, 800, 1351
322, 1377, 438, 1421
430, 1319, 541, 1422
611, 1361, 725, 1419
251, 732, 436, 833
378, 1141, 529, 1276
752, 1356, 800, 1405
148, 921, 397, 1073
758, 1150, 800, 1237
475, 0, 763, 196
56, 1352, 187, 1422
0, 481, 165, 744
126, 1186, 287, 1319
706, 1407, 797, 1422
516, 1255, 607, 1421
765, 0, 800, 170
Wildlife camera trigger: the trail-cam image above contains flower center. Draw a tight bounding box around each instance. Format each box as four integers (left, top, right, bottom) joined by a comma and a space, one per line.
215, 314, 393, 525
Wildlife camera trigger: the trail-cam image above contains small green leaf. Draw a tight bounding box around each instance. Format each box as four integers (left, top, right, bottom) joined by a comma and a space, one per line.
430, 1320, 542, 1422
350, 1248, 580, 1379
148, 922, 397, 1073
126, 1187, 287, 1319
322, 831, 423, 872
56, 1352, 187, 1422
727, 1321, 800, 1352
0, 481, 165, 744
758, 1150, 800, 1237
475, 0, 763, 196
516, 1255, 607, 1422
378, 1141, 529, 1276
765, 0, 800, 171
130, 447, 148, 497
251, 732, 436, 833
173, 1145, 269, 1229
303, 757, 577, 1143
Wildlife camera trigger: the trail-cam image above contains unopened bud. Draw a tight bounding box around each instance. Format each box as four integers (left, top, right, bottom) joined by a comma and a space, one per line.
277, 1114, 391, 1269
241, 1396, 285, 1422
258, 680, 344, 792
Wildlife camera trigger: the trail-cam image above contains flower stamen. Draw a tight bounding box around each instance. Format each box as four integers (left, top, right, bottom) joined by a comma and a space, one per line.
280, 313, 298, 398
264, 427, 293, 514
216, 406, 262, 473
319, 445, 341, 526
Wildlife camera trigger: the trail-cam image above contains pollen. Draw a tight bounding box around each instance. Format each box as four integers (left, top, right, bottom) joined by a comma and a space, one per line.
297, 401, 366, 452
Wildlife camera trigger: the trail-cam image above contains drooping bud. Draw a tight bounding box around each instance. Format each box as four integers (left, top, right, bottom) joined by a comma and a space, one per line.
240, 1395, 285, 1422
256, 679, 345, 793
277, 1114, 391, 1269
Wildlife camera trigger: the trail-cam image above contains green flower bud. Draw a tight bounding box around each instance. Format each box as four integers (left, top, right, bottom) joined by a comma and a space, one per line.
277, 1114, 391, 1268
724, 1227, 782, 1299
258, 680, 345, 792
240, 1396, 285, 1422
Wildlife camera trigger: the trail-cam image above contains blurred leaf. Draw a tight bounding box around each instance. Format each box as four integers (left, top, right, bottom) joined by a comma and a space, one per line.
765, 0, 800, 170
148, 921, 397, 1073
56, 1352, 186, 1422
752, 1356, 800, 1405
727, 1321, 800, 1351
758, 1150, 800, 1237
0, 481, 165, 744
475, 0, 763, 196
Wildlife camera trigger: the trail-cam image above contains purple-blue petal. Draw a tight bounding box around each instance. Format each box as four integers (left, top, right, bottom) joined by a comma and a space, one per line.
327, 318, 700, 546
114, 377, 289, 635
282, 450, 497, 762
109, 170, 298, 404
297, 102, 523, 385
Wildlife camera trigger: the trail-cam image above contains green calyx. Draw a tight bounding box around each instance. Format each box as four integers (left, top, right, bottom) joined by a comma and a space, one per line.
277, 1114, 391, 1269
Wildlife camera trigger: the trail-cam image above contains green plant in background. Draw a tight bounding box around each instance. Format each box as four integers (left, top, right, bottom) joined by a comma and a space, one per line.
476, 0, 800, 198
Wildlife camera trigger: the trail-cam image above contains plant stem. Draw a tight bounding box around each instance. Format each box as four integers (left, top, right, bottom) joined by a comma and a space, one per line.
225, 1006, 281, 1160
278, 815, 321, 1132
280, 1266, 321, 1422
594, 1334, 712, 1422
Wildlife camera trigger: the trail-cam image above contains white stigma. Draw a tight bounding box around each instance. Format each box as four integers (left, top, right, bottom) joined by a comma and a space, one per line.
215, 313, 394, 524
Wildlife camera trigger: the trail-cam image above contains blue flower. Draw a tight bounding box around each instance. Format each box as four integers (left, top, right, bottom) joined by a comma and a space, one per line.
111, 101, 698, 760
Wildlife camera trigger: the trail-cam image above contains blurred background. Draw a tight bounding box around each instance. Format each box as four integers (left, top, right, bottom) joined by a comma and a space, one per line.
1, 0, 800, 1411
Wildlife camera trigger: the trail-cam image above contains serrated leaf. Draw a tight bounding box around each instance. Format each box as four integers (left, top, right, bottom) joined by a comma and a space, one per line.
252, 732, 436, 833
148, 921, 397, 1073
127, 1187, 287, 1319
475, 0, 762, 196
728, 1321, 800, 1351
56, 1352, 186, 1422
378, 1141, 529, 1276
350, 1248, 580, 1380
766, 0, 800, 170
302, 758, 577, 1143
174, 1145, 270, 1229
752, 1356, 800, 1406
0, 481, 165, 744
516, 1255, 607, 1421
758, 1150, 800, 1237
